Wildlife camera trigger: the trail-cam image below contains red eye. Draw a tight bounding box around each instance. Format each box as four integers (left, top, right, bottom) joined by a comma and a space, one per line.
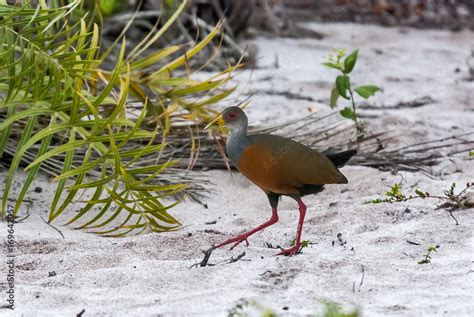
228, 112, 237, 119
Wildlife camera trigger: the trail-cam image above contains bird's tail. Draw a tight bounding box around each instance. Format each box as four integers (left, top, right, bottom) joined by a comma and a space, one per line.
325, 149, 357, 168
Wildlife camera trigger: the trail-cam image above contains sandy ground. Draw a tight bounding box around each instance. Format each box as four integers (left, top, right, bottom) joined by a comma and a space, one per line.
1, 23, 474, 316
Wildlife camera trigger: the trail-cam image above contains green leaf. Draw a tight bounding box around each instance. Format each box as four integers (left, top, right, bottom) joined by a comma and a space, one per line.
469, 150, 474, 157
415, 189, 427, 198
145, 21, 223, 79
65, 165, 108, 227
354, 85, 381, 99
344, 49, 359, 74
427, 245, 439, 252
165, 0, 175, 7
340, 107, 355, 120
14, 114, 57, 215
192, 86, 237, 108
49, 130, 77, 222
130, 45, 181, 71
170, 79, 228, 96
321, 62, 342, 71
2, 115, 37, 216
329, 87, 339, 108
128, 0, 187, 60
98, 0, 127, 16
335, 75, 350, 99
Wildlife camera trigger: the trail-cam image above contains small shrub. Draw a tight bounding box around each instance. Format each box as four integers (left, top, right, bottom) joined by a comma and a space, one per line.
418, 244, 440, 265
322, 48, 381, 135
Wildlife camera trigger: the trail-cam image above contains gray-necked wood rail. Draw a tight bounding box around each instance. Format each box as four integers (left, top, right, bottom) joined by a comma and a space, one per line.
205, 106, 356, 256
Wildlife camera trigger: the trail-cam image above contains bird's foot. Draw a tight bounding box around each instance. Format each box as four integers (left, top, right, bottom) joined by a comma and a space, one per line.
229, 234, 250, 250
274, 244, 300, 256
215, 233, 251, 250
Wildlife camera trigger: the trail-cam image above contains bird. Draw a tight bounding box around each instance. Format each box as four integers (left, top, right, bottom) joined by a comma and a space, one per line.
205, 106, 356, 256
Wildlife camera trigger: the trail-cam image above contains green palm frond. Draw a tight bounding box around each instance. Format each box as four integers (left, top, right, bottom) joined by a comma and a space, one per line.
0, 0, 239, 235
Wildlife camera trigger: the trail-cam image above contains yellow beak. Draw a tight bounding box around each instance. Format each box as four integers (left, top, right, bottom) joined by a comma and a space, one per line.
204, 114, 225, 130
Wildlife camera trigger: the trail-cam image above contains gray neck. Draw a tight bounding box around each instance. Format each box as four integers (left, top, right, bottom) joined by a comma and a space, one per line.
226, 122, 249, 166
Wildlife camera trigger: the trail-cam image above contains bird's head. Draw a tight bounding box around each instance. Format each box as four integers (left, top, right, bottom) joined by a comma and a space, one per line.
205, 106, 248, 132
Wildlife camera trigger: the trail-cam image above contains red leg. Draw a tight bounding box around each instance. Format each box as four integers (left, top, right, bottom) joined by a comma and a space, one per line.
215, 208, 279, 250
275, 199, 307, 256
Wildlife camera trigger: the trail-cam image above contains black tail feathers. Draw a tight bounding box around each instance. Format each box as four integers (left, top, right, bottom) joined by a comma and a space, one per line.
325, 149, 357, 168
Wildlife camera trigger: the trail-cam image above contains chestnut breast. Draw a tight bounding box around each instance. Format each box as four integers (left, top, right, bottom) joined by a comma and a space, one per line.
236, 134, 347, 194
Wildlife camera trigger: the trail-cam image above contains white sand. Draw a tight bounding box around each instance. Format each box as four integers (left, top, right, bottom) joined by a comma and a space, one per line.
1, 23, 473, 316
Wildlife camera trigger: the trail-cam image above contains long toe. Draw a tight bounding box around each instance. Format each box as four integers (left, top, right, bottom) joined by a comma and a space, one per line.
275, 245, 300, 256
215, 233, 251, 250
230, 236, 249, 250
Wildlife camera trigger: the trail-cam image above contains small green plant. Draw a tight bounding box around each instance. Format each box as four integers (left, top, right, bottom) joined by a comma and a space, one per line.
367, 183, 408, 204
228, 299, 277, 317
318, 301, 360, 317
322, 49, 381, 134
290, 238, 312, 253
366, 182, 473, 225
418, 244, 439, 265
367, 182, 473, 207
228, 299, 360, 317
469, 150, 474, 156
